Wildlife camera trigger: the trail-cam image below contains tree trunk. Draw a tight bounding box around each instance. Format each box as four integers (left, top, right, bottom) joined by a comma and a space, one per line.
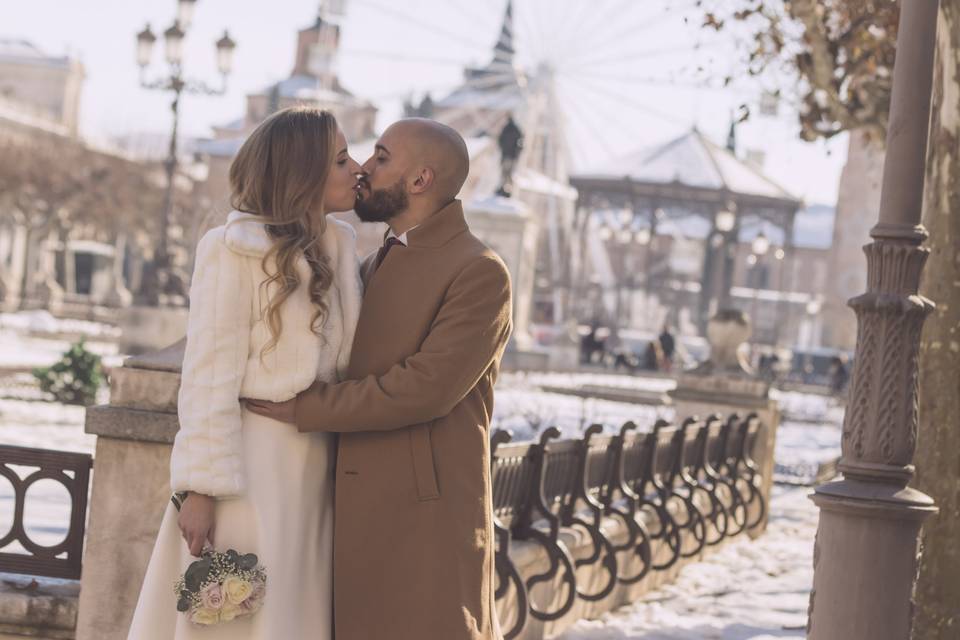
913, 2, 960, 637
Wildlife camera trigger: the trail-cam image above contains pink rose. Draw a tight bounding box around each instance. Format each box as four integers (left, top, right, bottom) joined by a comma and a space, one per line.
241, 579, 266, 613
199, 583, 225, 610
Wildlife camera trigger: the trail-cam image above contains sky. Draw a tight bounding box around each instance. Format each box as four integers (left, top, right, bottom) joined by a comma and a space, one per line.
2, 0, 848, 204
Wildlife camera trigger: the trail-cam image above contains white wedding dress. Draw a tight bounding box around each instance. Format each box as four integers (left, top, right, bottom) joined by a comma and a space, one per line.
127, 212, 362, 640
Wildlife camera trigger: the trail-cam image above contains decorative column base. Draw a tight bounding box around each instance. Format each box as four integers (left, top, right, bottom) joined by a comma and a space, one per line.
807, 479, 936, 640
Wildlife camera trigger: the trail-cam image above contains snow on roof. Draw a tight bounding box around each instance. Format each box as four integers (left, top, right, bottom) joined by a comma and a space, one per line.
0, 38, 70, 68
577, 129, 800, 204
213, 117, 244, 132
515, 169, 577, 200
466, 194, 528, 216
195, 136, 246, 158
435, 83, 523, 112
255, 74, 373, 107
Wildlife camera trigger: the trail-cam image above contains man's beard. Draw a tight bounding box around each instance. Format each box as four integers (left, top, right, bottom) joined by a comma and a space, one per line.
354, 178, 409, 223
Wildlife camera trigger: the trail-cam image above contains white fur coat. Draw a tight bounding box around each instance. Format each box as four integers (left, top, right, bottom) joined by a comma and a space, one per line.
170, 211, 362, 497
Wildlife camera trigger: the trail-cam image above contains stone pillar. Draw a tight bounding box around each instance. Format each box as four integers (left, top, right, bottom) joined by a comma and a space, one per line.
75, 342, 184, 640
807, 2, 940, 639
465, 195, 539, 350
103, 233, 133, 308
668, 309, 779, 535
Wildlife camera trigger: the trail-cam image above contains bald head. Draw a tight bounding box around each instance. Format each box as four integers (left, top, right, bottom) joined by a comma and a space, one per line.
386, 118, 470, 202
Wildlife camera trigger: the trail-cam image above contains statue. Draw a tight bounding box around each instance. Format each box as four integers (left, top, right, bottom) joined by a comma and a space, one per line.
496, 115, 523, 197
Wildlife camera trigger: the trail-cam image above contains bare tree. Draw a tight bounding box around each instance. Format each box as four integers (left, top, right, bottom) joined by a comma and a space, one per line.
0, 132, 180, 305
699, 0, 899, 142
913, 3, 960, 637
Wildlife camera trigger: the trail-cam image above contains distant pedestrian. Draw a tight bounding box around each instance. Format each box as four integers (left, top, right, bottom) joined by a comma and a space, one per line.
829, 356, 849, 396
658, 325, 676, 372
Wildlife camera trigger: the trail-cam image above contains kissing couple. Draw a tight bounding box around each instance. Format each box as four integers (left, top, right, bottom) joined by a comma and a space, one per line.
128, 106, 512, 640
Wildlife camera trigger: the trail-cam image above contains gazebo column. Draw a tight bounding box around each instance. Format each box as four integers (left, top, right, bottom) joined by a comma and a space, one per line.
773, 213, 796, 346
807, 1, 940, 638
697, 223, 719, 335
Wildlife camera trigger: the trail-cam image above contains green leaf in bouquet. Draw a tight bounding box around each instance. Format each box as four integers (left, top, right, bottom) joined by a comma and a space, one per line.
237, 553, 259, 570
177, 596, 192, 612
184, 558, 212, 591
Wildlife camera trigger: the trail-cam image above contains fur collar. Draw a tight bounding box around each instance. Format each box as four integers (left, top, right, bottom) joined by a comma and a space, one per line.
223, 210, 353, 265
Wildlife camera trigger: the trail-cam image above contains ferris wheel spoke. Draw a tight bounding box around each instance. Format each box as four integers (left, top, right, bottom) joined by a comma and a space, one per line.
561, 87, 623, 167
561, 66, 725, 91
447, 0, 501, 33
546, 1, 597, 62
554, 0, 642, 65
365, 66, 521, 102
566, 39, 709, 74
514, 0, 551, 66
352, 0, 492, 51
555, 74, 663, 164
560, 66, 718, 90
572, 75, 691, 128
559, 0, 703, 68
341, 49, 474, 66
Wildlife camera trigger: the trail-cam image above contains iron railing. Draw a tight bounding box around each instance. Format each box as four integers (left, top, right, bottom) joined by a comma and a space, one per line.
490, 413, 767, 640
0, 444, 93, 580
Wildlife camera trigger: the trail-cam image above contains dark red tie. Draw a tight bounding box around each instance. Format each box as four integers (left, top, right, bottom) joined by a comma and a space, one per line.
375, 237, 404, 269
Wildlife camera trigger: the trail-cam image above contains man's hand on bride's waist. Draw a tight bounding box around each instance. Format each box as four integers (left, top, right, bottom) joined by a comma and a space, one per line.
243, 397, 297, 424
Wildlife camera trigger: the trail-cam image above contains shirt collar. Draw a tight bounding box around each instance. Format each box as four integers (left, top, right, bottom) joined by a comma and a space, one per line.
386, 225, 417, 246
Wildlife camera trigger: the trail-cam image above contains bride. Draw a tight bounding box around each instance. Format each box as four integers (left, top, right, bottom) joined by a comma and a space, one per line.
128, 107, 363, 639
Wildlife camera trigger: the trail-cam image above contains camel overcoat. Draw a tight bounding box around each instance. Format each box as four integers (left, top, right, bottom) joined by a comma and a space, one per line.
293, 200, 512, 640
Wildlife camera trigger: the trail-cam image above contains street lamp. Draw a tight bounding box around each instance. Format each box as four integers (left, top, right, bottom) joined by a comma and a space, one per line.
707, 202, 738, 314
751, 231, 770, 257
136, 2, 236, 305
715, 207, 736, 233
749, 231, 770, 342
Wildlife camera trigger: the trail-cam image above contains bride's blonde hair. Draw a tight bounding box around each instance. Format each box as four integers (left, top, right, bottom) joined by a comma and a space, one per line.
228, 107, 337, 356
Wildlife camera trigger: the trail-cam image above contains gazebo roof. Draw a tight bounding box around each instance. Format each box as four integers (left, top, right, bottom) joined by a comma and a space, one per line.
573, 128, 800, 207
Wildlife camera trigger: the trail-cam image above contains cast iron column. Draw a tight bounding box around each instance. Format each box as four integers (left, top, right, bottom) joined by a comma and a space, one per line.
807, 2, 941, 639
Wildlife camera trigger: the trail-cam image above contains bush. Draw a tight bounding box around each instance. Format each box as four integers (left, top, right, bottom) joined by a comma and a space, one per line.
33, 341, 103, 406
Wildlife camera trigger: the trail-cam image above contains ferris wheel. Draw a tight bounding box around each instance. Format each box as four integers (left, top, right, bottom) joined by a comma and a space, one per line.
326, 0, 738, 175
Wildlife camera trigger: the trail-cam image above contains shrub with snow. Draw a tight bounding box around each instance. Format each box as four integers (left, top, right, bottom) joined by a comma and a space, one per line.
32, 341, 103, 406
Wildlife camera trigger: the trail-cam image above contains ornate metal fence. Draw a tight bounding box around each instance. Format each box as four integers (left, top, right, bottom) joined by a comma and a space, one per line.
490, 413, 768, 640
0, 444, 93, 580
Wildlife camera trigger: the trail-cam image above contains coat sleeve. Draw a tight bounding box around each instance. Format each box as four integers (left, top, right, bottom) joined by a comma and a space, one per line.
293, 255, 512, 432
170, 228, 253, 496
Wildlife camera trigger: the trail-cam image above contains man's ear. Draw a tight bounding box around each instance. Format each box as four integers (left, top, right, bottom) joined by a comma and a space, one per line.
409, 167, 435, 195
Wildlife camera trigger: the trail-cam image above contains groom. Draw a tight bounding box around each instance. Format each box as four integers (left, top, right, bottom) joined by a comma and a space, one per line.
246, 118, 512, 640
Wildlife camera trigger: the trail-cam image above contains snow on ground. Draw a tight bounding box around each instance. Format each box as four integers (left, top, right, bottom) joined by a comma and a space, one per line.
0, 310, 120, 340
0, 329, 837, 631
560, 487, 816, 640
0, 310, 123, 370
493, 386, 672, 442
0, 398, 95, 454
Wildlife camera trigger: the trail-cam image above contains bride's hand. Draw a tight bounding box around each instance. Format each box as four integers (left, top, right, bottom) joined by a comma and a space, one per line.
178, 492, 216, 557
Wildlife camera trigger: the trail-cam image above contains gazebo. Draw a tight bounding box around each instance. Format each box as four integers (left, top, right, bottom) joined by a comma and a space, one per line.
569, 127, 803, 334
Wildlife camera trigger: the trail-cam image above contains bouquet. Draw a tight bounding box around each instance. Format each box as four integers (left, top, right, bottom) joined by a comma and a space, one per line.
174, 548, 266, 626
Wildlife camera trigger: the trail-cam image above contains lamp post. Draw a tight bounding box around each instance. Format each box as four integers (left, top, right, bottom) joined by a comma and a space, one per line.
136, 0, 236, 305
807, 1, 940, 638
713, 203, 738, 309
747, 231, 769, 342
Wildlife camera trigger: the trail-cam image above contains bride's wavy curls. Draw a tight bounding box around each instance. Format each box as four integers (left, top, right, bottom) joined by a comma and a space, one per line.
228, 107, 337, 357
